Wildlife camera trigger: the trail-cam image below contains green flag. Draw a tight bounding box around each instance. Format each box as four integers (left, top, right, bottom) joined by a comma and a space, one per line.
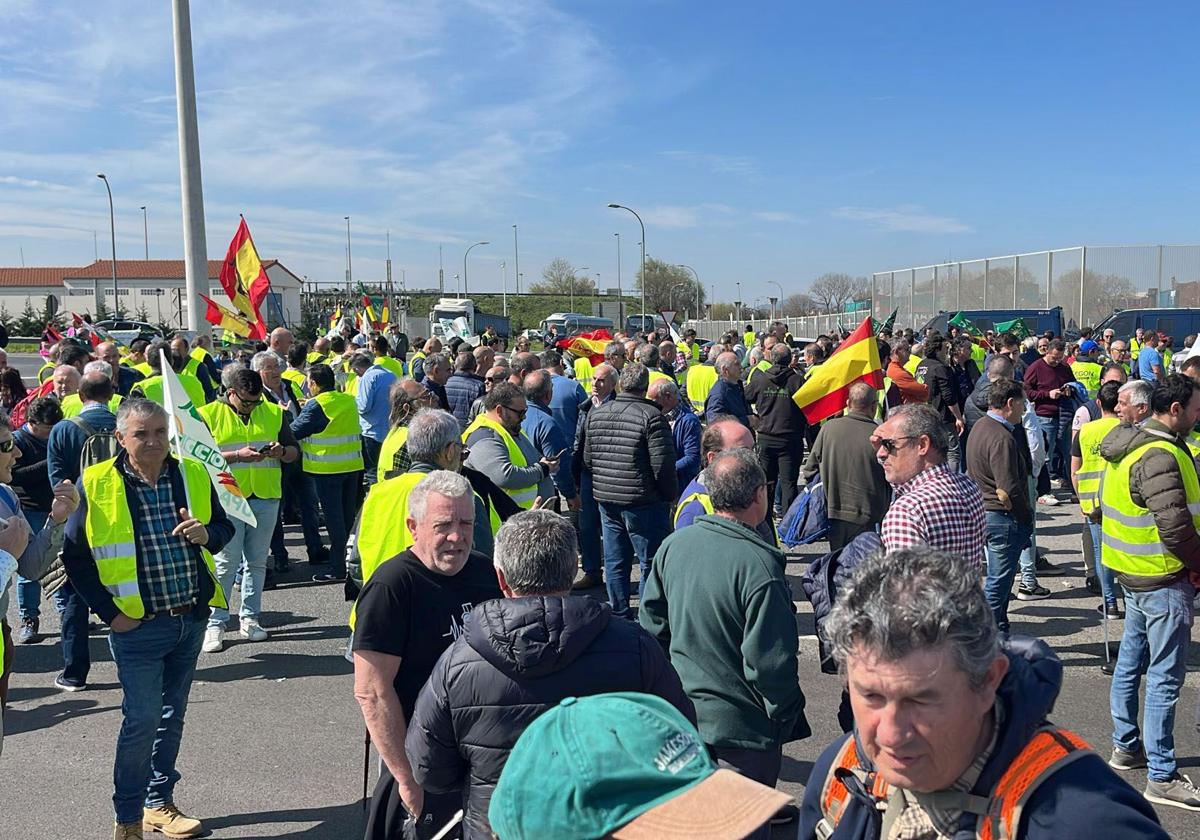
873, 307, 899, 334
994, 317, 1031, 339
948, 311, 982, 336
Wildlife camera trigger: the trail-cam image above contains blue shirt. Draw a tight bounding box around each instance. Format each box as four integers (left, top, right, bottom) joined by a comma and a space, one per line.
355, 364, 397, 442
521, 401, 576, 498
549, 373, 587, 442
670, 408, 703, 489
1138, 347, 1163, 382
47, 405, 117, 486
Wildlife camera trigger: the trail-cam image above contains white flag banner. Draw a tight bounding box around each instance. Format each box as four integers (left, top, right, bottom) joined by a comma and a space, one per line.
159, 351, 257, 527
659, 310, 682, 344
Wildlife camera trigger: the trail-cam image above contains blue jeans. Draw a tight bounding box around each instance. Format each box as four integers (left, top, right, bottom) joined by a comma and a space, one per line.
108, 610, 207, 823
55, 581, 92, 683
578, 472, 602, 577
16, 510, 49, 620
361, 436, 383, 486
312, 471, 362, 576
1037, 413, 1071, 481
598, 501, 670, 619
272, 467, 326, 561
210, 497, 281, 625
1110, 579, 1195, 782
1088, 520, 1119, 608
1017, 478, 1038, 589
983, 510, 1032, 633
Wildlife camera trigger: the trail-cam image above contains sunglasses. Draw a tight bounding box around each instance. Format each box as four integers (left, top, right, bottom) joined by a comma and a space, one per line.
0, 439, 14, 453
869, 435, 915, 455
501, 404, 527, 419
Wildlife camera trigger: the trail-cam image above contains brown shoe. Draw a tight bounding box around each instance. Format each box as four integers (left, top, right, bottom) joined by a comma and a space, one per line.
113, 823, 144, 840
142, 804, 203, 838
572, 571, 604, 590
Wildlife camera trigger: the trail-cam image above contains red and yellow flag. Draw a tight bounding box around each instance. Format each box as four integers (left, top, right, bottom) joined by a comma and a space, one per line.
556, 329, 613, 365
200, 294, 253, 338
219, 217, 270, 339
792, 316, 884, 423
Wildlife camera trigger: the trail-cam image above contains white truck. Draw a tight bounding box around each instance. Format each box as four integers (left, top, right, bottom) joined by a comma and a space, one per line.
427, 298, 512, 341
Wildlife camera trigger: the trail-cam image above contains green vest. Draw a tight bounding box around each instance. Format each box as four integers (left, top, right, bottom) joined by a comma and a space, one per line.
1075, 417, 1120, 515
82, 457, 226, 619
301, 391, 365, 475
378, 425, 409, 478
686, 364, 718, 408
199, 400, 285, 499
1100, 437, 1200, 577
1070, 361, 1103, 399
61, 393, 123, 418
462, 415, 538, 509
137, 372, 208, 408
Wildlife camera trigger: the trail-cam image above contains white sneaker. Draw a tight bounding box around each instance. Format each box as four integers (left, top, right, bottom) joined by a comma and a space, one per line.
202, 625, 224, 653
1037, 494, 1060, 507
239, 617, 269, 642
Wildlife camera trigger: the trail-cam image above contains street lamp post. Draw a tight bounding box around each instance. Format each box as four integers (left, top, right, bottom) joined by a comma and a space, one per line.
677, 264, 701, 322
609, 203, 646, 329
97, 174, 118, 314
140, 205, 148, 260
669, 282, 688, 315
573, 266, 589, 315
501, 261, 507, 316
344, 216, 353, 293
615, 233, 623, 328
512, 225, 520, 296
463, 240, 489, 296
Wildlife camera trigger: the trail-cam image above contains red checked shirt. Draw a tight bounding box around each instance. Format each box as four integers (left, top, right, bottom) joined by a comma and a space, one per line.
881, 464, 987, 568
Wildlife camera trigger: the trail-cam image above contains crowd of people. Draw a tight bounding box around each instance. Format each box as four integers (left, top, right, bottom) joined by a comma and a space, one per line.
0, 314, 1196, 839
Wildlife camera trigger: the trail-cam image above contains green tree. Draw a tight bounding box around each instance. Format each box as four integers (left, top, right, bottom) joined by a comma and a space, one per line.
530, 258, 595, 296
636, 257, 705, 317
136, 303, 151, 323
0, 302, 10, 331
15, 297, 41, 335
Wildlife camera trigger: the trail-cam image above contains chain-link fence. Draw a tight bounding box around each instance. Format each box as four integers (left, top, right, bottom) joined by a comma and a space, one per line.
683, 244, 1200, 342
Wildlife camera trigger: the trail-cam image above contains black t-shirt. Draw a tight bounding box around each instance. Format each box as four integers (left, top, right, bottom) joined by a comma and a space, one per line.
351, 548, 502, 719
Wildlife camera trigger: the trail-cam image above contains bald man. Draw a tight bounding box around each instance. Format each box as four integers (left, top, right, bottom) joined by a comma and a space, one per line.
96, 341, 144, 396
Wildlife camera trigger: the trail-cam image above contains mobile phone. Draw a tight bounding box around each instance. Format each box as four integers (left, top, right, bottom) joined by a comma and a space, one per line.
255, 443, 274, 454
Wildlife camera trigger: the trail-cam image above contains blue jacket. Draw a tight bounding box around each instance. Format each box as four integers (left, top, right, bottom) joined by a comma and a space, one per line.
798, 637, 1166, 840
521, 401, 576, 498
704, 377, 751, 427
670, 408, 702, 489
549, 373, 586, 442
289, 398, 331, 441
355, 364, 397, 442
47, 405, 117, 485
445, 372, 486, 429
115, 365, 145, 397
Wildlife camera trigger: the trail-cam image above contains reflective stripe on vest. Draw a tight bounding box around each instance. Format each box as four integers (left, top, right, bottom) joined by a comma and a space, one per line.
817, 726, 1092, 840
61, 393, 124, 418
745, 359, 770, 384
200, 400, 285, 498
1075, 417, 1120, 514
673, 491, 713, 528
138, 373, 208, 408
462, 415, 538, 508
1101, 437, 1200, 577
82, 457, 226, 619
301, 391, 365, 474
378, 425, 409, 477
1070, 361, 1103, 399
686, 364, 718, 407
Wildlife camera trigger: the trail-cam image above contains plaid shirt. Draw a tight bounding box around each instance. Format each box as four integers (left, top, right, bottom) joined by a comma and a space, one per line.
881, 464, 986, 568
119, 457, 199, 613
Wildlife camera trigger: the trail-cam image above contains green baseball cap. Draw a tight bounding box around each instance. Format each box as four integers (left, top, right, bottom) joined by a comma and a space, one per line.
488, 692, 790, 839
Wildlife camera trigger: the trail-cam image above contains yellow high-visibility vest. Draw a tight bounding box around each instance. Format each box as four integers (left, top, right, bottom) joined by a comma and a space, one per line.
673, 491, 713, 527
1075, 417, 1120, 515
376, 357, 406, 379
904, 354, 922, 375
61, 393, 123, 418
189, 347, 212, 366
648, 369, 672, 387
356, 471, 425, 585
686, 364, 718, 408
1071, 362, 1103, 399
37, 362, 55, 384
301, 391, 364, 475
306, 351, 329, 366
743, 331, 755, 349
136, 372, 208, 408
281, 369, 307, 395
1101, 437, 1200, 577
200, 399, 285, 499
462, 415, 538, 509
573, 357, 594, 394
82, 457, 226, 619
132, 361, 153, 377
745, 359, 771, 384
378, 425, 409, 478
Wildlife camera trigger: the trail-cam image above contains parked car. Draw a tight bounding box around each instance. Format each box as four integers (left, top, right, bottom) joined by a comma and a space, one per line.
95, 319, 164, 344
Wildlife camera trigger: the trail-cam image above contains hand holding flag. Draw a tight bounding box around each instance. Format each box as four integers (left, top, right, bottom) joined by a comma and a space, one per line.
792, 316, 884, 424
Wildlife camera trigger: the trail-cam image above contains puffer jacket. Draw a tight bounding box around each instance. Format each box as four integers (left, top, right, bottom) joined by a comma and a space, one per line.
445, 371, 487, 429
799, 637, 1166, 840
1098, 419, 1200, 588
583, 393, 677, 506
405, 595, 695, 840
963, 372, 992, 431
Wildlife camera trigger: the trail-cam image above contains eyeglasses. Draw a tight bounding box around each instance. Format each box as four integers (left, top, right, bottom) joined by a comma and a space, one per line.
501, 403, 527, 419
0, 439, 14, 453
869, 435, 915, 455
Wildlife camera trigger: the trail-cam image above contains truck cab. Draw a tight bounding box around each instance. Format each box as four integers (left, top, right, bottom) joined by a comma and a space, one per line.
1094, 308, 1200, 351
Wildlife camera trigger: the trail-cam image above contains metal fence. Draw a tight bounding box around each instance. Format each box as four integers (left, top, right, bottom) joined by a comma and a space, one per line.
683, 244, 1200, 342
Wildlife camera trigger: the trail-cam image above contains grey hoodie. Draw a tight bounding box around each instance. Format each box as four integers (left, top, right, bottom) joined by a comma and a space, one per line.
0, 484, 64, 622
1098, 418, 1200, 589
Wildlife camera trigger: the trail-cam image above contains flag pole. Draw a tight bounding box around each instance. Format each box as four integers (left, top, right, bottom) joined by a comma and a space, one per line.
160, 350, 195, 516
171, 0, 210, 336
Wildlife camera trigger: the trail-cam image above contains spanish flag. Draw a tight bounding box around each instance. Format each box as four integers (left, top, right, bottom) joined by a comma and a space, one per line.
219, 217, 270, 340
556, 329, 613, 365
200, 294, 253, 338
792, 316, 883, 423
329, 305, 342, 332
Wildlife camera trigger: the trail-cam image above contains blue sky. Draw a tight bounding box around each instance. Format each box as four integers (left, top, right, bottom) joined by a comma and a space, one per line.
2, 1, 1198, 305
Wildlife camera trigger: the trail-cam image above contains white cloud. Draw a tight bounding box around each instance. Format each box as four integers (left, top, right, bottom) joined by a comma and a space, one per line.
754, 210, 804, 223
660, 150, 757, 177
641, 203, 736, 229
832, 205, 972, 234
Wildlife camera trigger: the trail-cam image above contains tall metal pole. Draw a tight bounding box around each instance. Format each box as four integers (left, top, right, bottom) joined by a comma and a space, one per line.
609, 204, 646, 326
171, 0, 210, 334
512, 225, 520, 296
615, 233, 622, 327
463, 241, 488, 296
1013, 255, 1019, 308
97, 174, 118, 313
501, 261, 507, 316
1046, 251, 1053, 308
678, 264, 700, 324
345, 216, 353, 291
1079, 246, 1087, 327
438, 244, 444, 294
140, 206, 148, 260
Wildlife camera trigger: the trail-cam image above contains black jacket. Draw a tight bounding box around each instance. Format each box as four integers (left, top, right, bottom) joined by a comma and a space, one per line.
914, 356, 957, 423
964, 374, 992, 432
406, 595, 695, 839
746, 362, 807, 438
583, 393, 677, 506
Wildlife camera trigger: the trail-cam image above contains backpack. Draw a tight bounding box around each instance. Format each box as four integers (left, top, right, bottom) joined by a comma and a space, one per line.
69, 414, 121, 473
778, 477, 830, 547
798, 531, 883, 674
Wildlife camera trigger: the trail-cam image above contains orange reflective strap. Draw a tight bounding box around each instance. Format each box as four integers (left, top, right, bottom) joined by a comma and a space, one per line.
978, 727, 1092, 840
820, 737, 891, 830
